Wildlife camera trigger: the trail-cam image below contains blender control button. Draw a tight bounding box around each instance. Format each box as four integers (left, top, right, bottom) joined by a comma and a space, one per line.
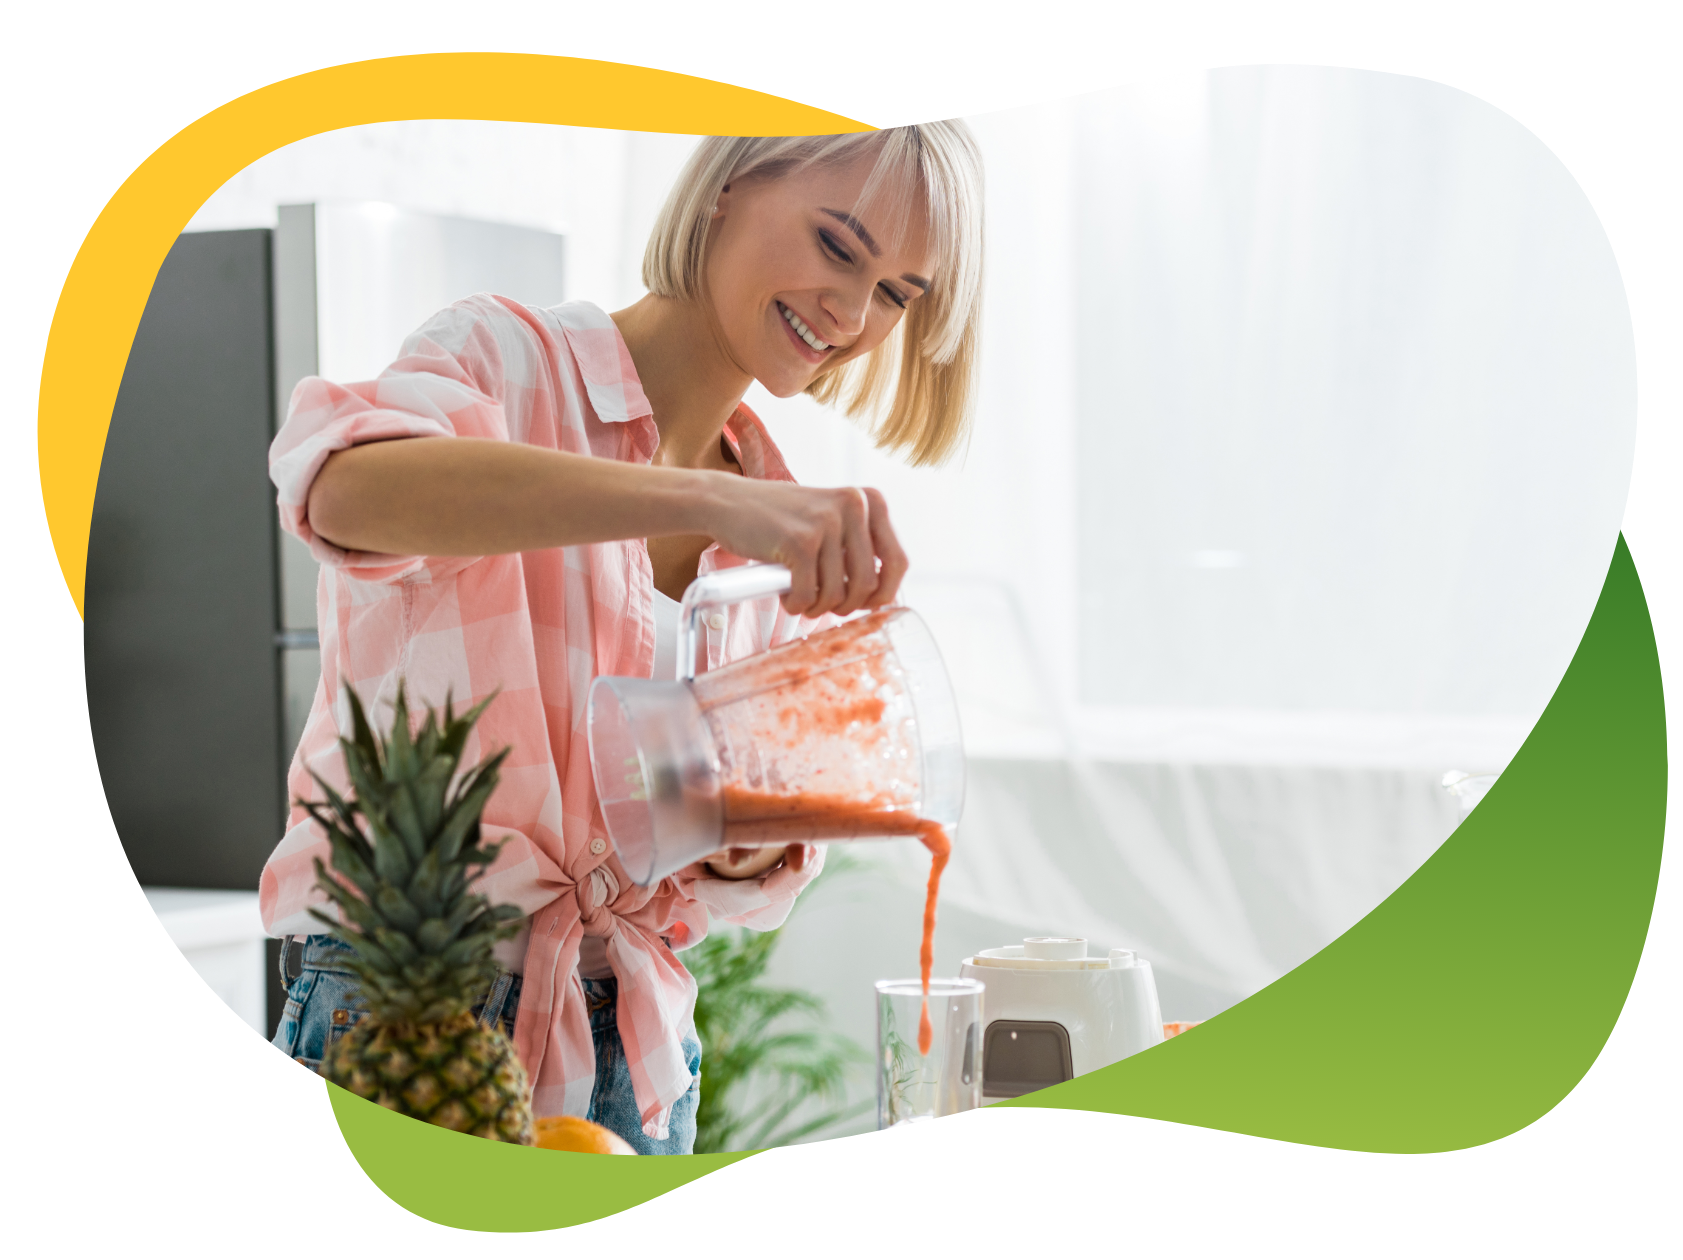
706, 612, 727, 631
589, 838, 607, 855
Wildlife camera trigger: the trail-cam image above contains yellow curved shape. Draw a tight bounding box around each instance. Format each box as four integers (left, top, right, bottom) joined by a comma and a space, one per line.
37, 53, 872, 615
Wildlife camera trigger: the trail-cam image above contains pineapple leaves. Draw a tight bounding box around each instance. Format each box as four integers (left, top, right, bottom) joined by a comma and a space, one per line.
373, 885, 423, 934
386, 762, 446, 866
415, 917, 456, 956
435, 754, 510, 867
370, 821, 415, 889
299, 803, 378, 902
300, 681, 520, 1026
373, 924, 419, 966
344, 685, 381, 778
439, 692, 498, 764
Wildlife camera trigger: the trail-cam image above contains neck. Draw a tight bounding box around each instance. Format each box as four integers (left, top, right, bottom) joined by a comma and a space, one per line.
610, 294, 752, 470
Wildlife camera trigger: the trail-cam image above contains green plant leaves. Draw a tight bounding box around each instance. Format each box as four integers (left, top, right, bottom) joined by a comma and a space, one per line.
688, 918, 870, 1154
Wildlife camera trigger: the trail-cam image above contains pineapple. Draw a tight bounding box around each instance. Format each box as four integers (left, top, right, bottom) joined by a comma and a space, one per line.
300, 683, 533, 1143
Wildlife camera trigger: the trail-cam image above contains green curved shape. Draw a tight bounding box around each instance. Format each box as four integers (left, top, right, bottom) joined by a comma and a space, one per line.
330, 537, 1664, 1222
1003, 534, 1666, 1151
327, 1082, 756, 1230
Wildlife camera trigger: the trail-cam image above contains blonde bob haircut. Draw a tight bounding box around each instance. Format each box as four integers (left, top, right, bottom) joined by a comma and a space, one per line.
642, 124, 984, 467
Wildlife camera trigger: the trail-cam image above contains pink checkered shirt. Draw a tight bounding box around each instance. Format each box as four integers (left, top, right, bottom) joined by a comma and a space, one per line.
262, 296, 826, 1138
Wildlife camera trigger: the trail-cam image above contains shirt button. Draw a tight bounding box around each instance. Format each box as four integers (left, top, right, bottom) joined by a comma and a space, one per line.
589, 838, 607, 855
706, 612, 726, 631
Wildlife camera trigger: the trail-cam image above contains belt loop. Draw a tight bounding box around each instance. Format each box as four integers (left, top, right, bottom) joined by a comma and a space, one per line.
478, 971, 513, 1030
277, 935, 298, 989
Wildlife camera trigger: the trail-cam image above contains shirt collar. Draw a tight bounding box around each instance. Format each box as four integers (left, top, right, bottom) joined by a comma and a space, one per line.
724, 403, 797, 484
549, 301, 798, 487
549, 301, 654, 426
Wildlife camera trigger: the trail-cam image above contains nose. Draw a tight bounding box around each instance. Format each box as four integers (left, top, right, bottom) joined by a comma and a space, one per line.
818, 280, 872, 341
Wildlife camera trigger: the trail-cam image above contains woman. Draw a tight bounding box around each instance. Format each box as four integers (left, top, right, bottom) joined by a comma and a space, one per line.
264, 124, 985, 1152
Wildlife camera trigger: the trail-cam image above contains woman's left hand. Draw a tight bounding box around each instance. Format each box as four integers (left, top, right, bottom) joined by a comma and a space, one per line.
703, 844, 815, 880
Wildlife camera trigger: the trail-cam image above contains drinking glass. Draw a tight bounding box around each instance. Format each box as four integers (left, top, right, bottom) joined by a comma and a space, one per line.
876, 978, 985, 1128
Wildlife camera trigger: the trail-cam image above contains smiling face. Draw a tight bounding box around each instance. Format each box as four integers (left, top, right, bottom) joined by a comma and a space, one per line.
701, 150, 937, 398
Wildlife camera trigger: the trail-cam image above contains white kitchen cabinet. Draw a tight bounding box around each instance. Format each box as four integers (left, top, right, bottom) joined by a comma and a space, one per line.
144, 887, 268, 1036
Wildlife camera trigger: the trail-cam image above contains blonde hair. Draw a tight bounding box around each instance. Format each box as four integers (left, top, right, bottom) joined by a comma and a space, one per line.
642, 125, 985, 467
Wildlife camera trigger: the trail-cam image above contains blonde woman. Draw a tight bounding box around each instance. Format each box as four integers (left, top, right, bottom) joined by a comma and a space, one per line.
264, 125, 985, 1153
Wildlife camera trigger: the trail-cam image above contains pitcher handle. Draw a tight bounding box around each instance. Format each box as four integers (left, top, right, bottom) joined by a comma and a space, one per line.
677, 564, 794, 680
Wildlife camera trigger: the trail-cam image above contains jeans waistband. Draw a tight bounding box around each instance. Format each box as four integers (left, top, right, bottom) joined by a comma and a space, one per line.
282, 933, 618, 1015
276, 934, 362, 988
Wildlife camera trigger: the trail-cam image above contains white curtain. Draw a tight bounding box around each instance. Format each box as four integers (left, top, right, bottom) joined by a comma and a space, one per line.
757, 68, 1634, 1030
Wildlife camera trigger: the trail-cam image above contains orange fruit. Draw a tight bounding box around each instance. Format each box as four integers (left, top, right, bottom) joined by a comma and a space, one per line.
532, 1115, 637, 1155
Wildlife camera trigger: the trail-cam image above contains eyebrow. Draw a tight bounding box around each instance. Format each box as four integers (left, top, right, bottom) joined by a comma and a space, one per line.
820, 208, 880, 255
820, 208, 932, 292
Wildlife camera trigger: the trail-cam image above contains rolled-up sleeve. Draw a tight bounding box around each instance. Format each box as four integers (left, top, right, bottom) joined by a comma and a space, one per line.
268, 296, 523, 584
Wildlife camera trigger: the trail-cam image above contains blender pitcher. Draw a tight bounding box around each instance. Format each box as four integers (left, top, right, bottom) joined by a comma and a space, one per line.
587, 564, 965, 886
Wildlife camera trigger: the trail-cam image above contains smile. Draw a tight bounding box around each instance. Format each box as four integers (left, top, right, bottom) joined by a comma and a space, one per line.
778, 301, 832, 353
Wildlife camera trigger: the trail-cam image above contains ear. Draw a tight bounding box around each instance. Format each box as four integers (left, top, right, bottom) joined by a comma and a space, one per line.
711, 183, 732, 220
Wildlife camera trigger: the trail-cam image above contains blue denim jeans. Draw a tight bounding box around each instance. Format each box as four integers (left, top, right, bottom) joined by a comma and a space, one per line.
273, 934, 701, 1155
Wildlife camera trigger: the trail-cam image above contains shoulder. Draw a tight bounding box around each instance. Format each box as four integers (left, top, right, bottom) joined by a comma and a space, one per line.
394, 294, 559, 392
397, 298, 633, 411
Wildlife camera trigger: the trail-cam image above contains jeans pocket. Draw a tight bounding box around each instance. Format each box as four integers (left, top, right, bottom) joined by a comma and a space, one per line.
282, 966, 368, 1071
326, 1006, 369, 1051
270, 969, 318, 1061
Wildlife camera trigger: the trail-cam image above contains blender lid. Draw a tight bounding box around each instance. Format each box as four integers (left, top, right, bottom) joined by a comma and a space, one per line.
966, 937, 1143, 971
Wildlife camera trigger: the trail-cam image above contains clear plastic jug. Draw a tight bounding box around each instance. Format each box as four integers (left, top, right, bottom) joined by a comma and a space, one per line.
587, 564, 965, 886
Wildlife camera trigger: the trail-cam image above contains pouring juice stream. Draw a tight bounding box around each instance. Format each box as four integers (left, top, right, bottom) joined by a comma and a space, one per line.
697, 610, 954, 1055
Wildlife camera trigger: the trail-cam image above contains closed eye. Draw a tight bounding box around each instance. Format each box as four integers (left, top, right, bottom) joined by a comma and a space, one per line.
821, 227, 909, 309
818, 229, 854, 265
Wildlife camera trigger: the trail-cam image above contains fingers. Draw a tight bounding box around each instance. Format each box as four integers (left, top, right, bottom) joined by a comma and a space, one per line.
781, 534, 821, 617
723, 481, 907, 619
863, 487, 909, 607
812, 524, 847, 617
834, 489, 879, 616
800, 487, 898, 618
702, 845, 813, 879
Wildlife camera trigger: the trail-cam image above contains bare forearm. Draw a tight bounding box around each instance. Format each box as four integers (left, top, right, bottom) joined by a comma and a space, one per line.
306, 434, 911, 619
308, 437, 726, 556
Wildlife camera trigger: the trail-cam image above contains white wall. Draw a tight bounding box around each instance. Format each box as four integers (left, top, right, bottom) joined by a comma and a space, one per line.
189, 119, 697, 313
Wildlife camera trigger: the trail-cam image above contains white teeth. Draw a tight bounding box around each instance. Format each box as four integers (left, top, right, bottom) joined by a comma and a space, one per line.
780, 302, 829, 351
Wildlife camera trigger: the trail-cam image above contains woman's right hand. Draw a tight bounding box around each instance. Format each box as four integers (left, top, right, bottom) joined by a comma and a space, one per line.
306, 438, 908, 619
700, 476, 909, 618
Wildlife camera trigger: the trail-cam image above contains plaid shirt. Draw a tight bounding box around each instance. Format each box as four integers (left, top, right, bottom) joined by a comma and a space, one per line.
263, 296, 825, 1139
